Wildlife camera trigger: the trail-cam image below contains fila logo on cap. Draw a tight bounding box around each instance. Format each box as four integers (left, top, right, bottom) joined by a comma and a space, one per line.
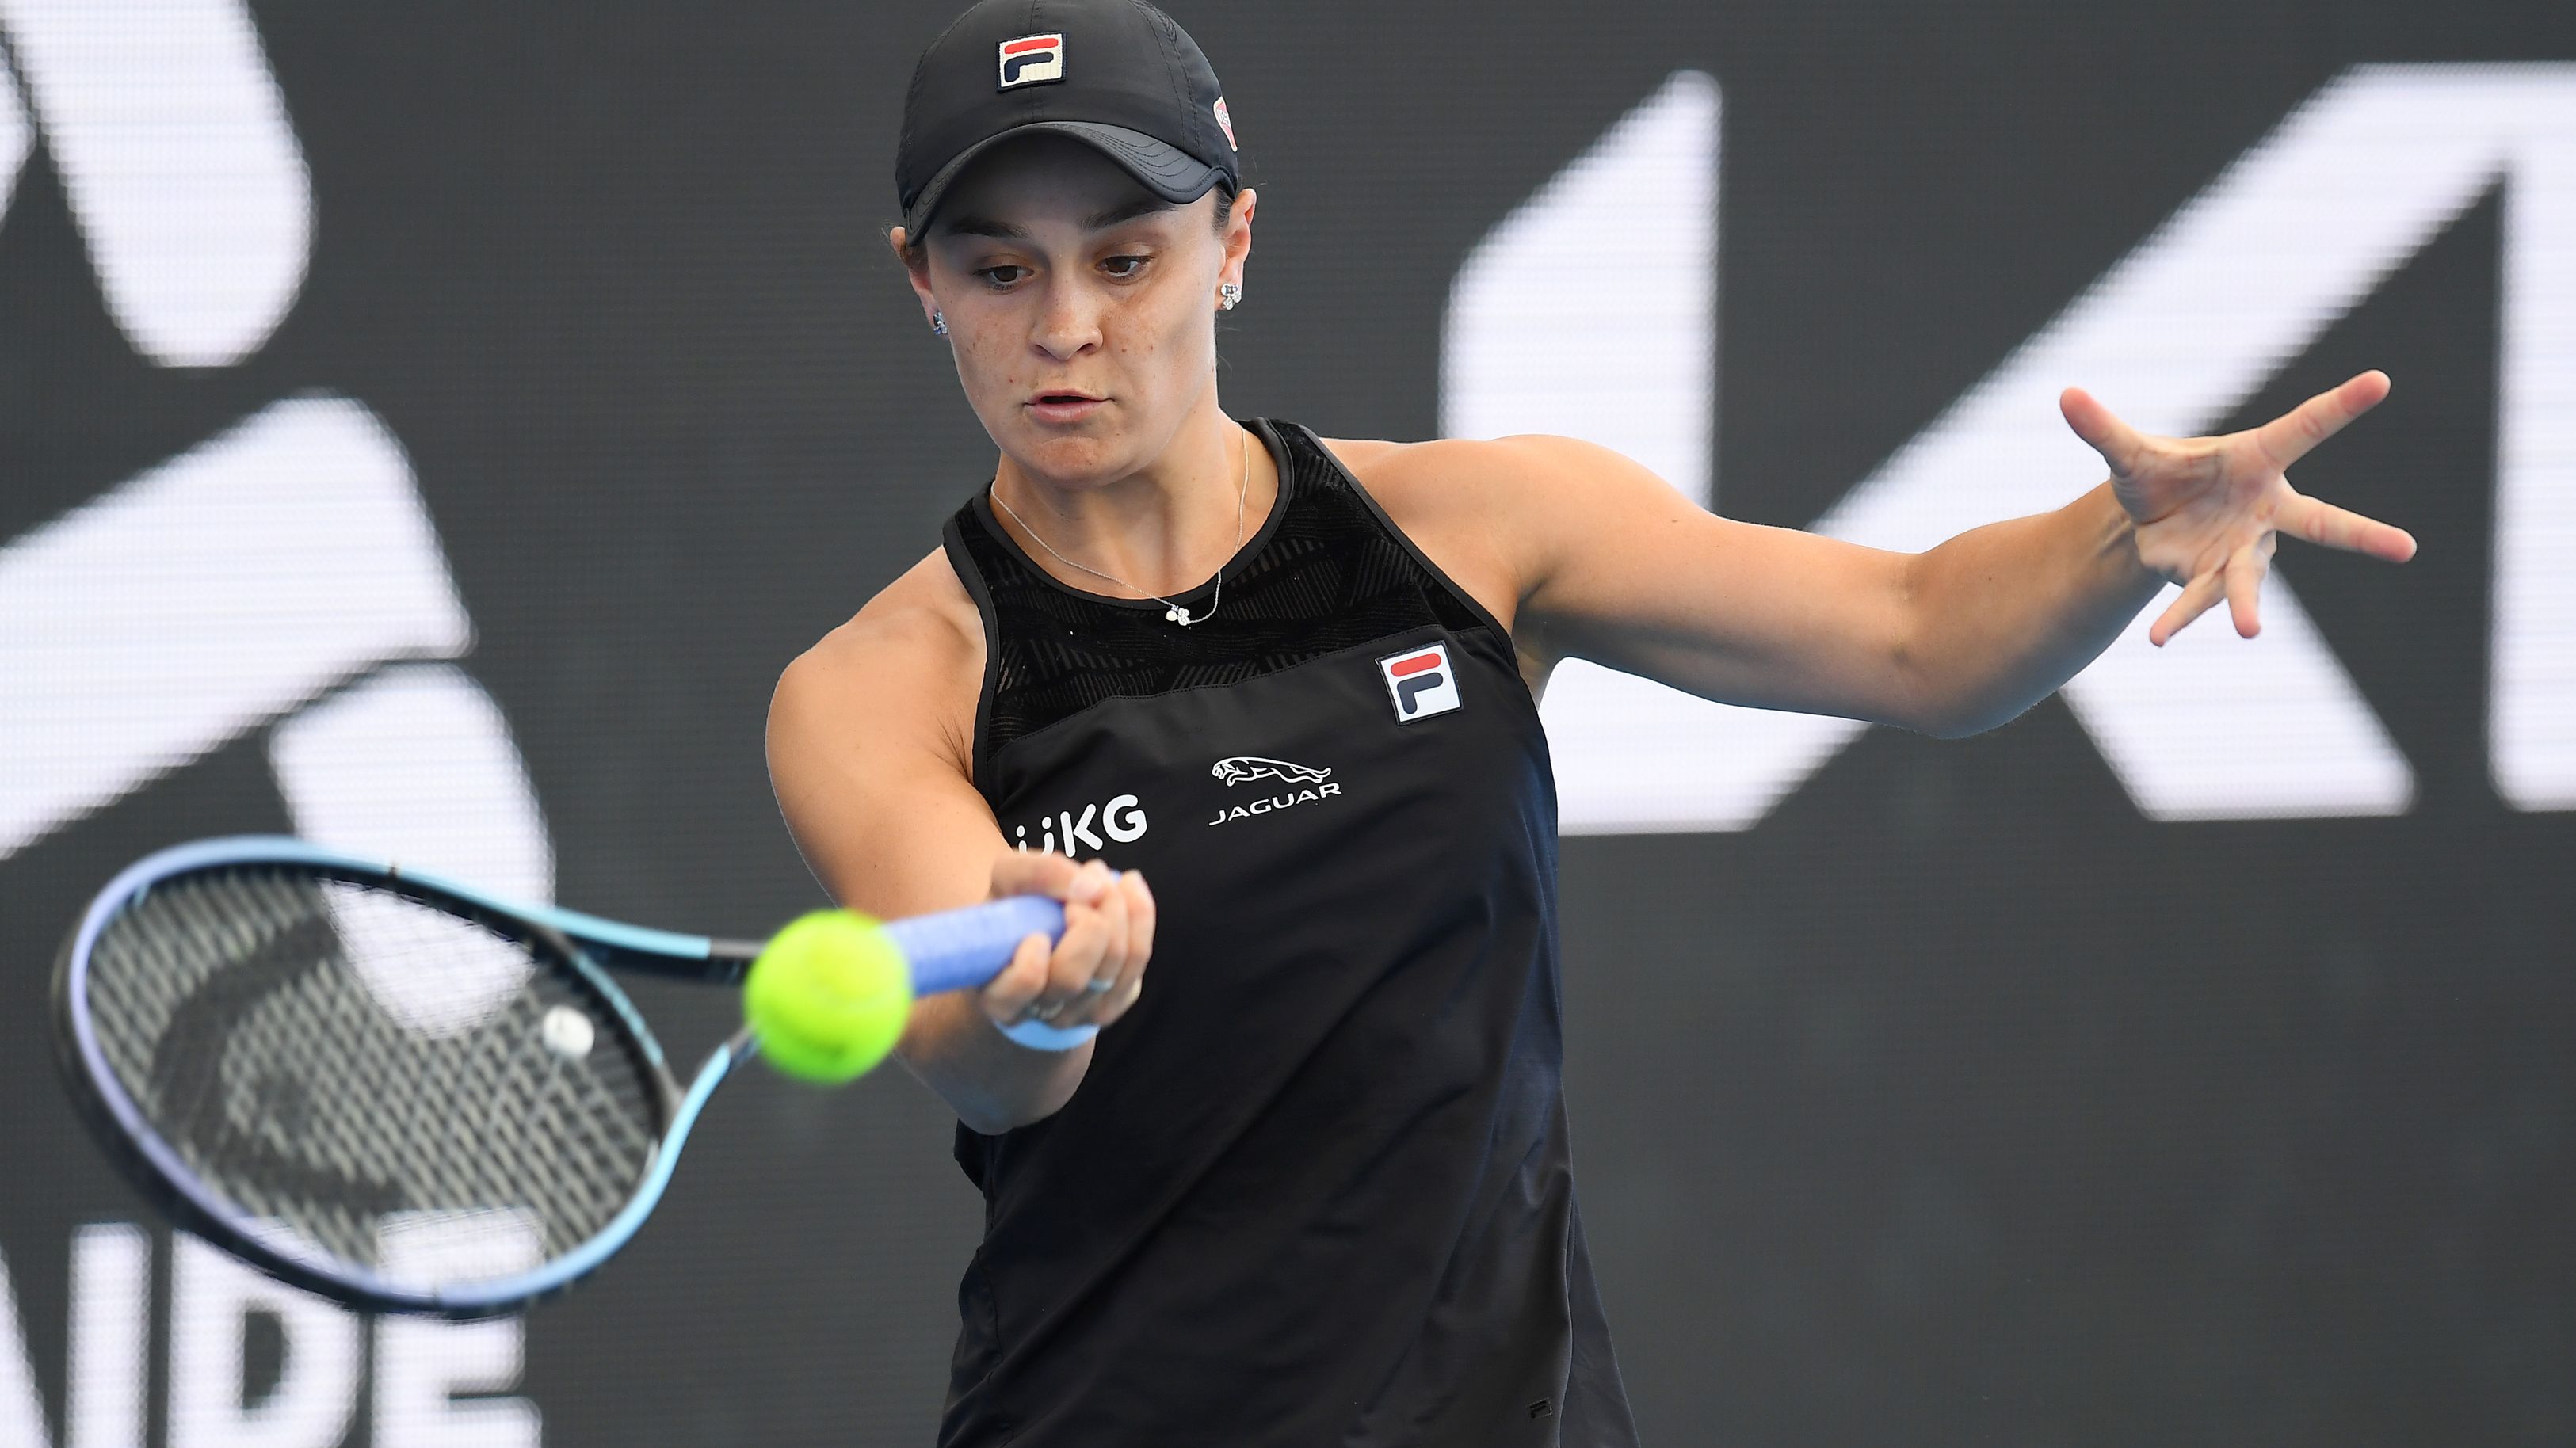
998, 33, 1064, 90
1212, 97, 1237, 149
1379, 642, 1462, 723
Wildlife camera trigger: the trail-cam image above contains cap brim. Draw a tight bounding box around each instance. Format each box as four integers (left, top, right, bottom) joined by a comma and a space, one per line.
904, 121, 1224, 239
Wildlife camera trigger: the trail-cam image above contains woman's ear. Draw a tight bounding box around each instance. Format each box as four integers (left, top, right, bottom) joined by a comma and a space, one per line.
1219, 187, 1257, 292
888, 225, 940, 329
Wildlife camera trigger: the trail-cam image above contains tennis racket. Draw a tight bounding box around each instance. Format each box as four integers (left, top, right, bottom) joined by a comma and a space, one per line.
51, 835, 1067, 1318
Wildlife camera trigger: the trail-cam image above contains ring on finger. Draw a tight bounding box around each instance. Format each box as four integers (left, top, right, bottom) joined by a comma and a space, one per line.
1082, 974, 1116, 995
1028, 999, 1065, 1023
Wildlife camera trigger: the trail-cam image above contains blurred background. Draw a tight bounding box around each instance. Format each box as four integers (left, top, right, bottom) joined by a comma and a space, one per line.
3, 1, 2574, 1443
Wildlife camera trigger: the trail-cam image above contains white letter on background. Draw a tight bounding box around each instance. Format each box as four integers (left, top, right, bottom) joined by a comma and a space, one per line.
2490, 69, 2576, 809
0, 0, 311, 365
269, 661, 555, 905
1442, 71, 1817, 833
0, 1244, 52, 1448
67, 1225, 147, 1448
0, 397, 470, 861
0, 42, 29, 223
1452, 64, 2576, 830
373, 1213, 540, 1448
168, 1235, 360, 1448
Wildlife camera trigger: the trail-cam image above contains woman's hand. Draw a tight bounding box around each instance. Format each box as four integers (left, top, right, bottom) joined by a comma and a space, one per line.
977, 851, 1156, 1038
2059, 368, 2418, 646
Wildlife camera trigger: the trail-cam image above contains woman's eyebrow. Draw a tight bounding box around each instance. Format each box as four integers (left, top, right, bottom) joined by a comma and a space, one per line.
1084, 196, 1177, 230
939, 214, 1026, 242
937, 196, 1173, 242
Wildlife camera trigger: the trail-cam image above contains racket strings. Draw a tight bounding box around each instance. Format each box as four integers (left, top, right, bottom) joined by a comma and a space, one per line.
83, 868, 665, 1286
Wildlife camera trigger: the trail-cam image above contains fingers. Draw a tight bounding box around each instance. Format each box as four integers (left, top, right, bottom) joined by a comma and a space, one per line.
989, 846, 1082, 900
977, 855, 1154, 1037
2223, 535, 2276, 639
2148, 570, 2225, 647
2275, 491, 2418, 563
1051, 860, 1128, 1027
2250, 369, 2390, 469
2153, 547, 2273, 648
1087, 871, 1155, 1027
1015, 857, 1116, 1027
2059, 386, 2150, 476
1122, 871, 1156, 985
977, 930, 1055, 1029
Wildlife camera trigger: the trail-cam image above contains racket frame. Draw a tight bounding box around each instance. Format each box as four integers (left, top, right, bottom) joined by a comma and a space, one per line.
53, 835, 762, 1318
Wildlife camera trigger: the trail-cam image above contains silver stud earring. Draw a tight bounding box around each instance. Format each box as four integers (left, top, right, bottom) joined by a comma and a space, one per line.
1217, 281, 1242, 311
931, 309, 948, 337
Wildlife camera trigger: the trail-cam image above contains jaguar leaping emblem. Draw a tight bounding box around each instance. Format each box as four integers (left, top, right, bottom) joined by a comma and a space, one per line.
1211, 756, 1332, 787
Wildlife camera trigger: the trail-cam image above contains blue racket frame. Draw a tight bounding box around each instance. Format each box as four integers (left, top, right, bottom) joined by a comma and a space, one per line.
53, 835, 1065, 1317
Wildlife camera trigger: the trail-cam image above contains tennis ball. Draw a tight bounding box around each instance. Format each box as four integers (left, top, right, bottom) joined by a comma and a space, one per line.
743, 910, 911, 1085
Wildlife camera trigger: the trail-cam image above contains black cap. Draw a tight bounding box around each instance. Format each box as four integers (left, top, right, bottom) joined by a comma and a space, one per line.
897, 0, 1240, 240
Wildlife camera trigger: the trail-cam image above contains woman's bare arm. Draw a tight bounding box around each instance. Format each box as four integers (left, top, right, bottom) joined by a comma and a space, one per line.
1349, 374, 2410, 738
765, 553, 1155, 1134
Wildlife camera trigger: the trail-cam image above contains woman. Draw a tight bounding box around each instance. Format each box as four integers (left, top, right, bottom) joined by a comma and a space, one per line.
767, 2, 2414, 1442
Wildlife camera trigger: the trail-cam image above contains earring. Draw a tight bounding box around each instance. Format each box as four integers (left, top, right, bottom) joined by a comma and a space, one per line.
931, 309, 948, 337
1217, 281, 1242, 311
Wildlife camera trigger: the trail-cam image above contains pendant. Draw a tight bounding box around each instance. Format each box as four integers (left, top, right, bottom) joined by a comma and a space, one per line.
1166, 605, 1196, 626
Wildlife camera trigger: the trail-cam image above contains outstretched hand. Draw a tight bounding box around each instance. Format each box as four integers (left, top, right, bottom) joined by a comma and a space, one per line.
2059, 370, 2417, 646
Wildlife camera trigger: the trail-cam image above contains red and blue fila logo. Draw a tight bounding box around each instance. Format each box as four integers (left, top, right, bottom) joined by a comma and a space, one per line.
997, 33, 1064, 89
1378, 642, 1463, 722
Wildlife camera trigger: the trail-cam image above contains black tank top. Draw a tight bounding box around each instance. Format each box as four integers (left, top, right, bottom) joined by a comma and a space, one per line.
936, 420, 1638, 1447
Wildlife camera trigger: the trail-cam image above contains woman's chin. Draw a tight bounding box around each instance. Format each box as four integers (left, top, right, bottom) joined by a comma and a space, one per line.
998, 424, 1144, 490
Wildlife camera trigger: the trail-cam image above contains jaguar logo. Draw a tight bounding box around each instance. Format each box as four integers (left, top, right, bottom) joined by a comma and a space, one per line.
1211, 756, 1332, 787
1206, 755, 1342, 828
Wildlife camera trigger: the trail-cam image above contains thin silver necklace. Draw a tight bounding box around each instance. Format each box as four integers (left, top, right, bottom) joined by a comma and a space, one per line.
990, 431, 1251, 627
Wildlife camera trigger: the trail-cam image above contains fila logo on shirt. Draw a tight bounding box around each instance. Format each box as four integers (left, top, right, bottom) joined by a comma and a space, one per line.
1014, 793, 1147, 855
998, 33, 1064, 89
1378, 642, 1462, 722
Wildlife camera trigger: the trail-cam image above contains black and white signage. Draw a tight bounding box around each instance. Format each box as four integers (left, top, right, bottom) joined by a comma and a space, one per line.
2, 2, 2568, 1445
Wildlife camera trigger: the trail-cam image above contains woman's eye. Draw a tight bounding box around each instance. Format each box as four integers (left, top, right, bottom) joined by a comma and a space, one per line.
976, 265, 1030, 287
1101, 255, 1150, 279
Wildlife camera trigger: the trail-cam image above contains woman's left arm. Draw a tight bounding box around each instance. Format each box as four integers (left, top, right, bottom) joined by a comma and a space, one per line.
1467, 370, 2415, 738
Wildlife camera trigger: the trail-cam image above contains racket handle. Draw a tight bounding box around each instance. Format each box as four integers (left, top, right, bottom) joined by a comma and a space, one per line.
884, 895, 1068, 998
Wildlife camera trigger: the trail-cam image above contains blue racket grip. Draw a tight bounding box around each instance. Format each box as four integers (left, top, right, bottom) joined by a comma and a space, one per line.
883, 895, 1068, 998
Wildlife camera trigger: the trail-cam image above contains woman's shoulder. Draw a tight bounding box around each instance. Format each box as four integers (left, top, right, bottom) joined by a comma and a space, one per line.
769, 547, 984, 778
1307, 434, 1558, 636
1309, 432, 1580, 510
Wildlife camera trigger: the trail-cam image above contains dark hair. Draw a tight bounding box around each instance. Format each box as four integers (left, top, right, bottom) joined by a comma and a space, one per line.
895, 177, 1239, 269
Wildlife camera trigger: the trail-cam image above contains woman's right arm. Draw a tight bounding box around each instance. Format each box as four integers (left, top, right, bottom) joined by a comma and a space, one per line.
763, 562, 1154, 1134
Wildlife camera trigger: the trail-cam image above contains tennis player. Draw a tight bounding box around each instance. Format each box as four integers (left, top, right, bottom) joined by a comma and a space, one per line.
767, 2, 2414, 1442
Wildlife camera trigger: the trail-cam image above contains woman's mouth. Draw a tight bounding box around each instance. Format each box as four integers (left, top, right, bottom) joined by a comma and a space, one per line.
1028, 392, 1106, 424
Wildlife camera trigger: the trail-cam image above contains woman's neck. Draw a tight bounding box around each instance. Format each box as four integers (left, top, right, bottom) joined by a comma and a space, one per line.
989, 402, 1279, 599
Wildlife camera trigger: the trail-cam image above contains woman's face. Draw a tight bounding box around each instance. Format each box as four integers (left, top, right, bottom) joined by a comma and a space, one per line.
902, 134, 1250, 490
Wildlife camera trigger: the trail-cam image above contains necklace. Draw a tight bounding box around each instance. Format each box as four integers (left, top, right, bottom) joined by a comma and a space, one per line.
990, 429, 1252, 627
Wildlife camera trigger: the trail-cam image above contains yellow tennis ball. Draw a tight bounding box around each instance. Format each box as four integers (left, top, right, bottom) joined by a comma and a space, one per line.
743, 909, 911, 1085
